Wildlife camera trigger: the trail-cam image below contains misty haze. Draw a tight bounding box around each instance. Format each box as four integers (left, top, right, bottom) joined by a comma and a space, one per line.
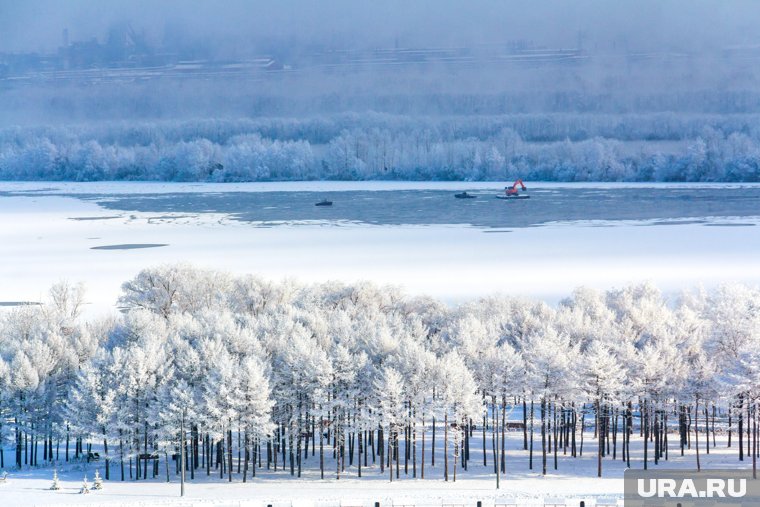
2, 0, 760, 181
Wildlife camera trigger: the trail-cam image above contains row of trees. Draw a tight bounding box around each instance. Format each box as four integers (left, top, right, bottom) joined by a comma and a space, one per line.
1, 266, 760, 484
2, 116, 760, 182
6, 113, 760, 146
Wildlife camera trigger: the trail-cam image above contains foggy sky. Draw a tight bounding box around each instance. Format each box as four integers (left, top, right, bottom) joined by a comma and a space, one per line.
2, 0, 760, 55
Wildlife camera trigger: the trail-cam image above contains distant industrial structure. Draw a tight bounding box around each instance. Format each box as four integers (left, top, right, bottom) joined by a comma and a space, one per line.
0, 25, 284, 83
308, 43, 586, 70
0, 22, 595, 86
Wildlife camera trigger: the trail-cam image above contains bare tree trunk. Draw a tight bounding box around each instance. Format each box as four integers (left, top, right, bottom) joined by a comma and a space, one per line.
541, 397, 547, 476
552, 400, 559, 470
654, 408, 660, 465
228, 427, 233, 482
103, 432, 110, 480
421, 415, 425, 479
740, 395, 745, 461
523, 398, 528, 450
243, 432, 249, 483
712, 404, 716, 449
612, 409, 618, 460
453, 433, 458, 482
491, 400, 498, 474
412, 418, 416, 478
622, 406, 627, 463
753, 402, 757, 480
529, 399, 535, 470
319, 420, 324, 479
119, 433, 124, 481
626, 402, 632, 468
483, 412, 487, 467
444, 414, 449, 481
572, 405, 577, 458
501, 402, 506, 473
695, 398, 701, 472
492, 400, 501, 489
643, 400, 648, 470
388, 428, 393, 482
597, 400, 603, 478
431, 417, 435, 467
395, 429, 399, 480
749, 398, 753, 460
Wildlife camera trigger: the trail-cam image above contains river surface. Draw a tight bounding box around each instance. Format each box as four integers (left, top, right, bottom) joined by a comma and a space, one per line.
62, 185, 760, 227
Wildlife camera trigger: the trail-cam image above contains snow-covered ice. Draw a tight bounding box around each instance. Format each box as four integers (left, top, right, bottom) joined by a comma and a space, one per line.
1, 182, 760, 317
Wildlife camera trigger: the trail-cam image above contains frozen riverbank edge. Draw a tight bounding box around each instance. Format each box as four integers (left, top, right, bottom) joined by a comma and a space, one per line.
3, 180, 760, 195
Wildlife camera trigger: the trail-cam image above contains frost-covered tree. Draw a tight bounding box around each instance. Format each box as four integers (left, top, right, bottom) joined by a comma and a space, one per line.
374, 366, 405, 482
438, 351, 480, 482
4, 266, 760, 485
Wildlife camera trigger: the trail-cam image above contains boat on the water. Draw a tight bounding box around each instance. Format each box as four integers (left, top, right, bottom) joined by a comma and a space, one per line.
454, 192, 476, 199
496, 194, 530, 200
315, 199, 333, 206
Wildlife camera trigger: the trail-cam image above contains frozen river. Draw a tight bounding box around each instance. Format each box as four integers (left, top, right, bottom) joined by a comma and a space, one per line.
1, 181, 759, 316
59, 183, 760, 228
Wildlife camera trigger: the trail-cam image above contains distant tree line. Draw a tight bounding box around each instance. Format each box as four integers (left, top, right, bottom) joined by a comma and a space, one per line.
1, 266, 759, 483
1, 115, 760, 182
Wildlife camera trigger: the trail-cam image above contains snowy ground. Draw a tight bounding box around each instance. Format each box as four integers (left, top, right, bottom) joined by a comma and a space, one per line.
0, 432, 750, 507
1, 182, 760, 317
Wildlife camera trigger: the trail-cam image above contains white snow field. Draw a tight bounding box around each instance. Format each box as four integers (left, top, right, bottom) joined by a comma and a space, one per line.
0, 432, 750, 507
1, 182, 760, 317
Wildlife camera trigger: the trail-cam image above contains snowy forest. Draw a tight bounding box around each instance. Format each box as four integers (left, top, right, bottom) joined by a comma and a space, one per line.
2, 264, 760, 483
2, 113, 760, 182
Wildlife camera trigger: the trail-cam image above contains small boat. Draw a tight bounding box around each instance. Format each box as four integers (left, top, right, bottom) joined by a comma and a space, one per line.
496, 194, 530, 200
315, 199, 333, 206
454, 192, 477, 199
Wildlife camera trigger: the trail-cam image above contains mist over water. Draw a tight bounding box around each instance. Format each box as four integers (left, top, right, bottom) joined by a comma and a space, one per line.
3, 1, 759, 55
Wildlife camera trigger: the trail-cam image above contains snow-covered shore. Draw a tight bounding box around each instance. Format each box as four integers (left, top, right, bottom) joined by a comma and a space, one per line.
2, 180, 760, 195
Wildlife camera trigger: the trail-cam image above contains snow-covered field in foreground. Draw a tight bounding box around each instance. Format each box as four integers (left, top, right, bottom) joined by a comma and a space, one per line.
1, 181, 760, 316
0, 433, 748, 507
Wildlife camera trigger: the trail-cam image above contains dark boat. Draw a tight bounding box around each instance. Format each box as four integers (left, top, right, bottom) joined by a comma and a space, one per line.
454, 192, 477, 199
315, 199, 333, 206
